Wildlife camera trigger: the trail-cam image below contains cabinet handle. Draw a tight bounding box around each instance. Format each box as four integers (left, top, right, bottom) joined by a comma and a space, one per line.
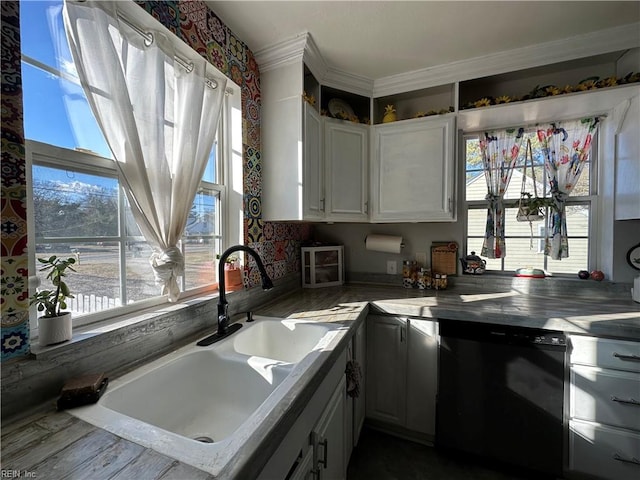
613, 352, 640, 362
320, 198, 325, 212
611, 395, 640, 406
318, 438, 328, 468
400, 327, 405, 343
612, 453, 640, 466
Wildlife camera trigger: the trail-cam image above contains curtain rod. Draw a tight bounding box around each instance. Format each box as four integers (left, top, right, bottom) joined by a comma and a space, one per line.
115, 11, 219, 90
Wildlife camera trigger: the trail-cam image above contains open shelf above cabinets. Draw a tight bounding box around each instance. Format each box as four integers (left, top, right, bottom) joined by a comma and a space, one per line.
459, 50, 638, 112
373, 84, 455, 124
320, 85, 371, 125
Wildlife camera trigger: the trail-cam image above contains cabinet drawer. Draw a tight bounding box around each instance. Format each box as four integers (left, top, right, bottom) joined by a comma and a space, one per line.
571, 365, 640, 430
570, 336, 640, 372
569, 419, 640, 480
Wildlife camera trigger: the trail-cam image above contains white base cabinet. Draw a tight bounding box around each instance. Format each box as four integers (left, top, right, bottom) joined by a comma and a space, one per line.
365, 315, 438, 440
312, 376, 347, 480
568, 335, 640, 480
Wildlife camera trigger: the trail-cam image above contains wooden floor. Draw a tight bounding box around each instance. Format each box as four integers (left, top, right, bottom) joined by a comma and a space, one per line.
1, 410, 213, 479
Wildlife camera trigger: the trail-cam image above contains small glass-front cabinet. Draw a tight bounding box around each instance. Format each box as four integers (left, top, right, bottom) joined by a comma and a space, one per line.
301, 245, 344, 288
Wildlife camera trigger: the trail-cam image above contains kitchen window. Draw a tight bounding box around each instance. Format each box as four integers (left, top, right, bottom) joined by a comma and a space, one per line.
464, 132, 596, 274
22, 0, 237, 332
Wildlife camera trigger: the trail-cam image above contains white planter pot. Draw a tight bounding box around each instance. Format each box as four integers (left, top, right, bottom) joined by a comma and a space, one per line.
38, 312, 72, 345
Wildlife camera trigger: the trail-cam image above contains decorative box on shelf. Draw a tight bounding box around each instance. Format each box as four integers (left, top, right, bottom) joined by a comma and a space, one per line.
301, 245, 344, 288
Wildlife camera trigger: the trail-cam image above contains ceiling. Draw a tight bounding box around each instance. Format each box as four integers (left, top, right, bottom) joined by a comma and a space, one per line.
206, 1, 640, 80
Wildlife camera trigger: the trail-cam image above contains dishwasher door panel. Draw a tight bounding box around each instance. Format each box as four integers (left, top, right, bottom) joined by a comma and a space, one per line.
437, 332, 565, 477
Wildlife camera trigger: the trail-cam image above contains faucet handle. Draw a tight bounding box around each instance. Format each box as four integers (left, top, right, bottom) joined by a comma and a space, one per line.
246, 311, 254, 322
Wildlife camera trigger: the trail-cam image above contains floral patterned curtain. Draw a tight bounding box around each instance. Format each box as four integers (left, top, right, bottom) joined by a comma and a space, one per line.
480, 127, 525, 258
537, 117, 600, 259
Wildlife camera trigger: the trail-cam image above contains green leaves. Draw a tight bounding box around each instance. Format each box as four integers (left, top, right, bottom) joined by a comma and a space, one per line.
30, 256, 77, 317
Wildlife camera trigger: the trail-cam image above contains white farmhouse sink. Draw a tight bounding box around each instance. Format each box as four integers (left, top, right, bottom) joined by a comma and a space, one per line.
232, 318, 334, 363
101, 350, 292, 442
69, 315, 342, 476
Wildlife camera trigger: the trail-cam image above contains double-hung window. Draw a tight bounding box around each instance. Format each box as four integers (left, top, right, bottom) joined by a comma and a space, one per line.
21, 1, 237, 331
464, 130, 596, 274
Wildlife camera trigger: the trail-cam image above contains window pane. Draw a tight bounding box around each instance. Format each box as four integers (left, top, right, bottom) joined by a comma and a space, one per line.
564, 204, 590, 236
184, 189, 221, 290
33, 165, 118, 239
20, 0, 69, 70
202, 136, 219, 184
22, 62, 112, 158
547, 239, 589, 273
502, 238, 546, 272
465, 137, 484, 201
34, 242, 122, 317
125, 242, 158, 303
467, 208, 488, 237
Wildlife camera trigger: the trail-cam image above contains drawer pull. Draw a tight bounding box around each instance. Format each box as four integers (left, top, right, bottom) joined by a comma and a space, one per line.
613, 352, 640, 362
613, 453, 640, 466
611, 395, 640, 406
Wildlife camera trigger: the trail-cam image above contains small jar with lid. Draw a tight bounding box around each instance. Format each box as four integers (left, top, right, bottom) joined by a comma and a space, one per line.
402, 260, 418, 288
417, 268, 431, 289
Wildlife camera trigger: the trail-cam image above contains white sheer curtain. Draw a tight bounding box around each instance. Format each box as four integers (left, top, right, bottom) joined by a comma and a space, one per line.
63, 0, 227, 301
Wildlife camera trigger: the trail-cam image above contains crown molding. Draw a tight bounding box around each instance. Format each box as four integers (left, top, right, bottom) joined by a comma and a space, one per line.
322, 68, 374, 97
255, 23, 639, 98
374, 23, 640, 97
254, 32, 309, 73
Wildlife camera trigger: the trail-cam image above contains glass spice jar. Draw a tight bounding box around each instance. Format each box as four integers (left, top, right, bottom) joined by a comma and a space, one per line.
402, 260, 418, 288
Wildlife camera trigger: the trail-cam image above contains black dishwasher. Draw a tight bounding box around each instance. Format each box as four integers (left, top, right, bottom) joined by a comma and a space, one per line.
436, 320, 566, 478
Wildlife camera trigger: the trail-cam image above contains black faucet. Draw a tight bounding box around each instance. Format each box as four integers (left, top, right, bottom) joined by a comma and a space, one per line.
197, 245, 273, 346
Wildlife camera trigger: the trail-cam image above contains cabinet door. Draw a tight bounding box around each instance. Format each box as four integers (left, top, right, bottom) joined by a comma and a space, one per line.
353, 320, 366, 446
304, 103, 324, 220
324, 119, 369, 221
366, 315, 407, 426
406, 319, 438, 437
289, 447, 314, 480
614, 94, 640, 220
313, 376, 346, 480
371, 115, 455, 222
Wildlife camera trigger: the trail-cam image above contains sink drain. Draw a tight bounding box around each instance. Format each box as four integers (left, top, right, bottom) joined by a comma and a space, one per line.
193, 436, 214, 443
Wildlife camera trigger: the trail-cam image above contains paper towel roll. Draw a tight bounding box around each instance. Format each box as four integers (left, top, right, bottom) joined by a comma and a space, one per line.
365, 234, 404, 254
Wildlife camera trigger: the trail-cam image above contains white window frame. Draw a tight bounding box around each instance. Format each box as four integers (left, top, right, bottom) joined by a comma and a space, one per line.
23, 0, 243, 337
462, 130, 598, 274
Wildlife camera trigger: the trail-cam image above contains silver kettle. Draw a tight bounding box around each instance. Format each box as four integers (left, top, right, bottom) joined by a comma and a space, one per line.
459, 251, 486, 275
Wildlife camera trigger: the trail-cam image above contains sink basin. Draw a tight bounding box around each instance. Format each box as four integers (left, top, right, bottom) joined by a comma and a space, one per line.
101, 350, 292, 442
68, 316, 343, 475
232, 318, 334, 363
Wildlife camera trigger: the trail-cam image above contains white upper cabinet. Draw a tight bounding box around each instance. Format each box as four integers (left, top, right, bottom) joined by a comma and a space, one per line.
324, 118, 369, 222
614, 94, 640, 220
262, 61, 324, 221
304, 104, 325, 220
370, 115, 456, 222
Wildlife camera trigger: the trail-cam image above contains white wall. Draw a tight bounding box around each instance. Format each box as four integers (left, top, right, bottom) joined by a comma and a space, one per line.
313, 222, 464, 275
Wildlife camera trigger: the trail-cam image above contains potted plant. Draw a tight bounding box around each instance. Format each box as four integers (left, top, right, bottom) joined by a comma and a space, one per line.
516, 193, 555, 222
223, 255, 243, 292
30, 255, 76, 345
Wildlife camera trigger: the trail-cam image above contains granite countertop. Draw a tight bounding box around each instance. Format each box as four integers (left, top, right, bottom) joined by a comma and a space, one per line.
255, 281, 640, 340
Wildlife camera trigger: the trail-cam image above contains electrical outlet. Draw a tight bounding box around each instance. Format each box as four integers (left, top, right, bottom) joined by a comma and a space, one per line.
415, 252, 427, 266
386, 260, 397, 275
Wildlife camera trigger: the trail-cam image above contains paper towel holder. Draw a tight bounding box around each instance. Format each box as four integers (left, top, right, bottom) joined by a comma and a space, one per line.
364, 234, 405, 251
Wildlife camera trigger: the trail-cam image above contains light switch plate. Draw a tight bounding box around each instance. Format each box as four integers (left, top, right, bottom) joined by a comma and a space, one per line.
386, 260, 397, 275
415, 252, 427, 266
